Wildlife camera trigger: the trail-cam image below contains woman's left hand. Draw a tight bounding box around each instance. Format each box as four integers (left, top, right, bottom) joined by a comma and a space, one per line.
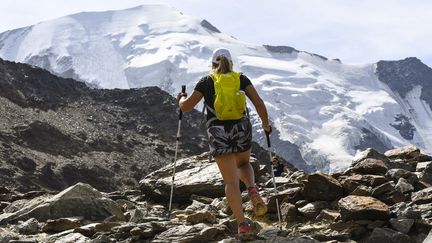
176, 92, 187, 104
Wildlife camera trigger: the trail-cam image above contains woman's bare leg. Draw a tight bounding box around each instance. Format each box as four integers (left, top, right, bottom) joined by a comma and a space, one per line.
235, 149, 255, 188
215, 153, 245, 223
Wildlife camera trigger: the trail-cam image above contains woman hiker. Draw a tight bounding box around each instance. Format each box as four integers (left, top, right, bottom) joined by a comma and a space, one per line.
177, 48, 272, 237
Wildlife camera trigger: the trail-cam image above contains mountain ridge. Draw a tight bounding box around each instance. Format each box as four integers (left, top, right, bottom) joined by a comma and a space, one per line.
1, 4, 431, 172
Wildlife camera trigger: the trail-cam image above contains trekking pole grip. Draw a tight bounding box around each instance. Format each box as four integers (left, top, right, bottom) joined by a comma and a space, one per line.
179, 85, 186, 120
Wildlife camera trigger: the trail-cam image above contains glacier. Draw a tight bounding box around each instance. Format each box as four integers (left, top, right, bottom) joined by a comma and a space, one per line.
1, 4, 431, 172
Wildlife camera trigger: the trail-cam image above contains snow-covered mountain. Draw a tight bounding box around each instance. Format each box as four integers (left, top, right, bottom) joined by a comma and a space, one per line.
1, 4, 431, 172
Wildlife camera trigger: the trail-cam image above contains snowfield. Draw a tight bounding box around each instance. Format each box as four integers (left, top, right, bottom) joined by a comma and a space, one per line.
1, 4, 431, 172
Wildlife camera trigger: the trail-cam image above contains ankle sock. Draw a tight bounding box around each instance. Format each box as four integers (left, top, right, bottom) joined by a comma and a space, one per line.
248, 186, 258, 196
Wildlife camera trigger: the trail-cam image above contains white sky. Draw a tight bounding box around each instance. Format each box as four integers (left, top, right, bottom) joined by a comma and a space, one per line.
1, 0, 432, 67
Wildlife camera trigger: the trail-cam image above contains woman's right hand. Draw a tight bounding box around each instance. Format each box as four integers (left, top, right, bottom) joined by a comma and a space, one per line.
263, 124, 272, 134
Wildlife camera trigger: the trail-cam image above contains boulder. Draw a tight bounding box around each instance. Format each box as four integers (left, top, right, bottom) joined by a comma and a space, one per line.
411, 187, 432, 204
338, 195, 390, 220
389, 218, 415, 234
421, 162, 432, 183
386, 169, 418, 184
384, 145, 420, 161
280, 203, 298, 223
350, 158, 388, 175
297, 201, 329, 219
390, 202, 422, 219
352, 148, 389, 165
266, 187, 303, 213
416, 161, 432, 172
366, 227, 410, 243
395, 178, 414, 193
317, 209, 340, 221
18, 218, 39, 235
139, 156, 225, 203
153, 223, 222, 242
47, 232, 90, 243
42, 218, 81, 233
301, 173, 343, 201
186, 211, 217, 224
371, 181, 395, 197
0, 183, 125, 224
424, 229, 432, 243
350, 185, 372, 196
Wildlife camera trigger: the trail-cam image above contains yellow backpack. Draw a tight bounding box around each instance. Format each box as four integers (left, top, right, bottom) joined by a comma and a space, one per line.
210, 72, 246, 120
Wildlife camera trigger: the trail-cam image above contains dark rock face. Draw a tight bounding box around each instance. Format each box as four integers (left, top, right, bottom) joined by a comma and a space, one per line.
390, 114, 416, 140
0, 58, 208, 192
376, 57, 432, 110
200, 19, 221, 33
263, 45, 298, 54
354, 128, 391, 153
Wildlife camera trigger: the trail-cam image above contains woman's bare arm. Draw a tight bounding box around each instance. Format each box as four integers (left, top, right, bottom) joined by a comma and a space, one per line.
179, 90, 203, 112
245, 85, 270, 127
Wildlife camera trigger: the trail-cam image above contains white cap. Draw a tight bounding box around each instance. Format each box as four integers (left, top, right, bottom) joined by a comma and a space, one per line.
211, 48, 232, 63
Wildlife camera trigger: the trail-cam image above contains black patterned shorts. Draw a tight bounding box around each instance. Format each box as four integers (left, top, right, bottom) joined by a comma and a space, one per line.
207, 116, 252, 157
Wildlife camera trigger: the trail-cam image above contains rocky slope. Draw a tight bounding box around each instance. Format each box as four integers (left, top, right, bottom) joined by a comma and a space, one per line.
0, 146, 431, 242
0, 57, 212, 193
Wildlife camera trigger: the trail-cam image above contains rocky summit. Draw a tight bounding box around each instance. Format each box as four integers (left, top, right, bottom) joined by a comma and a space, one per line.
0, 145, 431, 242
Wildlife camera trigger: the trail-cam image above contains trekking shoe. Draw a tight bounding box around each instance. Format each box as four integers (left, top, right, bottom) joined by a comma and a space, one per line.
237, 220, 254, 240
248, 187, 267, 216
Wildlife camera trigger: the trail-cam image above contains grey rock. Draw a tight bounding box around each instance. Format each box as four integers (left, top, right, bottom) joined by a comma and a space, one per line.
371, 181, 395, 197
416, 161, 432, 172
384, 145, 421, 161
412, 187, 432, 204
366, 227, 410, 243
421, 162, 432, 183
317, 209, 341, 221
265, 177, 290, 188
396, 177, 415, 193
129, 209, 148, 223
42, 218, 81, 233
390, 202, 422, 219
0, 228, 18, 243
298, 201, 330, 219
280, 203, 298, 223
350, 185, 372, 196
153, 223, 219, 242
266, 187, 303, 213
352, 148, 390, 165
0, 183, 125, 225
18, 218, 39, 235
423, 229, 432, 243
48, 232, 90, 243
139, 156, 225, 203
390, 218, 415, 234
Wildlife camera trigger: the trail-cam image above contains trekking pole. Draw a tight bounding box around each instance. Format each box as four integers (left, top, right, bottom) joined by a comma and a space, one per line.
265, 131, 282, 229
168, 85, 186, 218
